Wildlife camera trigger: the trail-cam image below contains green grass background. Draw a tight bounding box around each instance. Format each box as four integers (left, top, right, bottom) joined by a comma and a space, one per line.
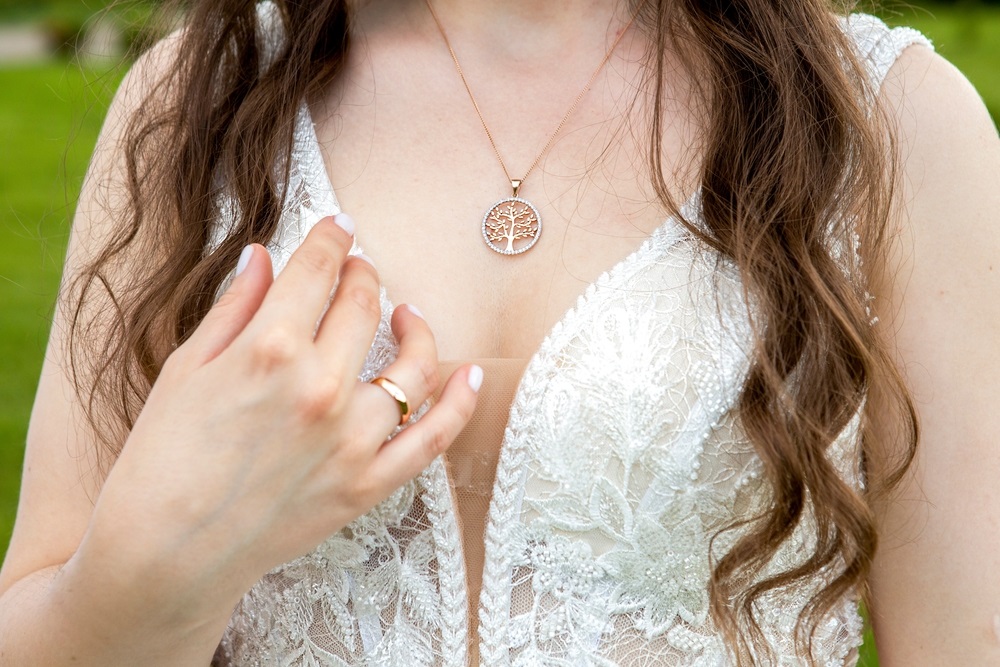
0, 64, 122, 546
1, 5, 997, 664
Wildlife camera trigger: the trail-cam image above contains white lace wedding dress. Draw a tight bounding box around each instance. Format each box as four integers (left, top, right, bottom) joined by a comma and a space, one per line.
213, 12, 931, 666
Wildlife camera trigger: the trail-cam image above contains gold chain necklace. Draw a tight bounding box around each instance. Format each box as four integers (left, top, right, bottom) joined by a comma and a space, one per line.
424, 1, 641, 255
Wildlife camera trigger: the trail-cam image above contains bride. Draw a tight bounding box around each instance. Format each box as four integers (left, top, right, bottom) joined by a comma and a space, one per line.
1, 0, 998, 664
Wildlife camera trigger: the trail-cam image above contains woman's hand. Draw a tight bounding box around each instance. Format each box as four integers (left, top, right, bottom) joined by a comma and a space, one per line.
73, 213, 480, 624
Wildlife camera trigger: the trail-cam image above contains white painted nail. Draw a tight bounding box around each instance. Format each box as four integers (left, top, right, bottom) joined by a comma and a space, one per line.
235, 245, 254, 276
333, 212, 355, 235
406, 304, 425, 319
355, 253, 376, 267
467, 365, 484, 392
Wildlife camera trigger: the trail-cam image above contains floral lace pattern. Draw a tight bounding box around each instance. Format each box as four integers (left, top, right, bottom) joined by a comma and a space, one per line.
215, 12, 931, 666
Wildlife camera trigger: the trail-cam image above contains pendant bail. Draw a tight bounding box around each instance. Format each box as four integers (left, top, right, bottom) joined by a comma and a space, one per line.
511, 179, 522, 198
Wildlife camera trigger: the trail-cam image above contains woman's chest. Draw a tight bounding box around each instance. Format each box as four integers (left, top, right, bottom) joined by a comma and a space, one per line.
308, 49, 696, 360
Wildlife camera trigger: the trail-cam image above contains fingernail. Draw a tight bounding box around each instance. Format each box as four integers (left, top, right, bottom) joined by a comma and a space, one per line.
333, 213, 355, 236
235, 245, 254, 276
467, 365, 484, 392
355, 253, 376, 267
406, 304, 424, 319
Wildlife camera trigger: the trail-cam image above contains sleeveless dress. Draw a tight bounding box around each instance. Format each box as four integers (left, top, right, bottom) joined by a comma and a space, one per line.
214, 13, 931, 666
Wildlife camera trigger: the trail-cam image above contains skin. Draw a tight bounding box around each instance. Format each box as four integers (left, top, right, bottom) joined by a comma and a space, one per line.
0, 0, 997, 664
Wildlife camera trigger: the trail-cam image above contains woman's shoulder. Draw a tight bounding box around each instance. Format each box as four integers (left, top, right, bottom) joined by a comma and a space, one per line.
878, 30, 996, 246
841, 14, 996, 234
865, 17, 997, 331
838, 12, 934, 90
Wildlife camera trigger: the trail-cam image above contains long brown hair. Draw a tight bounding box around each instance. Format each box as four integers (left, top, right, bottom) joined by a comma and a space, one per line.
67, 0, 917, 662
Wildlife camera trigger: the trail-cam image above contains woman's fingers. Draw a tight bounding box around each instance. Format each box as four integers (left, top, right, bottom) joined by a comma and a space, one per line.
350, 304, 442, 436
367, 365, 482, 491
252, 214, 355, 335
382, 304, 442, 408
313, 255, 384, 384
176, 243, 273, 367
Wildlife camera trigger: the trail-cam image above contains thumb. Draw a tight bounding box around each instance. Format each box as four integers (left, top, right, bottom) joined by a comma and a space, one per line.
180, 244, 273, 365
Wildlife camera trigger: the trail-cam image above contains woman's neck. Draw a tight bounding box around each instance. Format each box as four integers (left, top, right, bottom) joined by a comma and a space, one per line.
355, 0, 633, 64
428, 0, 621, 30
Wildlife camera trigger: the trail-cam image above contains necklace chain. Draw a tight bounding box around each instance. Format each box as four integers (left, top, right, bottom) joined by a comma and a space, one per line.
424, 0, 641, 194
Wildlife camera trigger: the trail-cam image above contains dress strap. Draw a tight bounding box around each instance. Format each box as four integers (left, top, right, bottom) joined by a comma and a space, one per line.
843, 14, 934, 94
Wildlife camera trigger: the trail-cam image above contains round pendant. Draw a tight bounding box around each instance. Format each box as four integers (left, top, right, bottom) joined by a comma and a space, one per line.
481, 197, 541, 255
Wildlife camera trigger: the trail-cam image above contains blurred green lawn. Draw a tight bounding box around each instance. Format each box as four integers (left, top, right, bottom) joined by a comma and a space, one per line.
0, 64, 122, 548
0, 5, 997, 665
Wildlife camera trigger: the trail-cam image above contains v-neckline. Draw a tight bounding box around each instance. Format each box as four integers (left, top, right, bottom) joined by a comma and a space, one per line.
297, 102, 700, 385
296, 103, 700, 661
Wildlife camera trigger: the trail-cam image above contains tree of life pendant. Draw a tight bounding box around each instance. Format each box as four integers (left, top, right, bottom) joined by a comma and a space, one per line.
482, 182, 541, 255
482, 198, 540, 255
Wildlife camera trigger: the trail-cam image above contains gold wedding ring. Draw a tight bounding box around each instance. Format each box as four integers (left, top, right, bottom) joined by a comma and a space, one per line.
369, 376, 412, 426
